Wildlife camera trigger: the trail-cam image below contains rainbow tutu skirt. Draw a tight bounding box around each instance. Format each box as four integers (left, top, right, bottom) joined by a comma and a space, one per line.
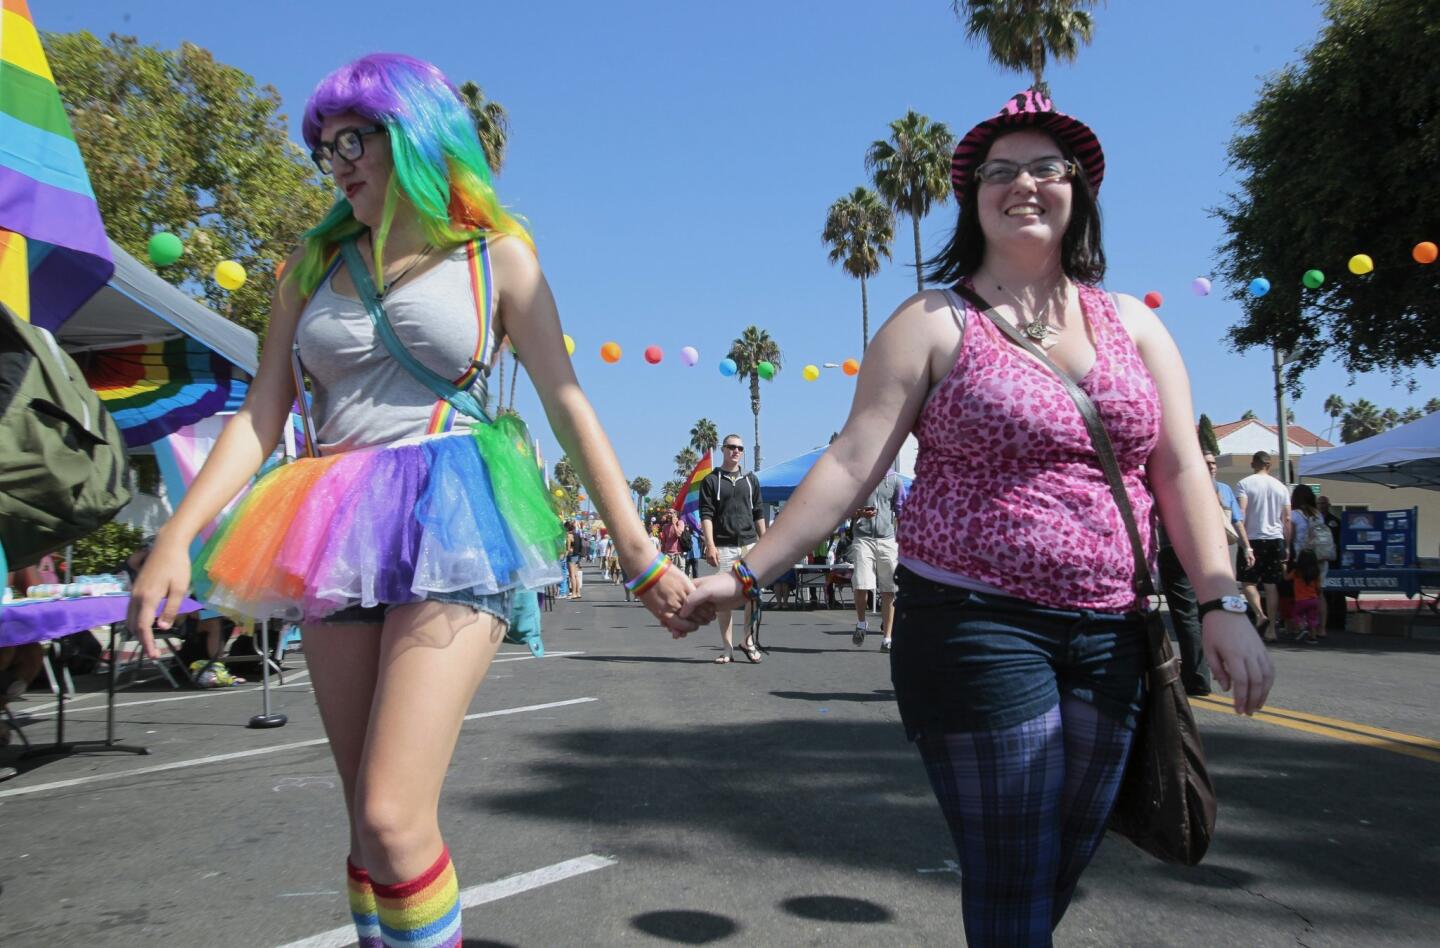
193, 416, 565, 622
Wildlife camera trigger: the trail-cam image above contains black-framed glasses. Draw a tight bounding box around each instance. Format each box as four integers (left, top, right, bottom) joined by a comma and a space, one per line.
311, 125, 385, 175
724, 444, 745, 452
974, 157, 1076, 185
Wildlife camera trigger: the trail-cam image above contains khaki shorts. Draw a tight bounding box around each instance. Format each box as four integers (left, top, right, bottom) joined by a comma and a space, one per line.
703, 543, 755, 576
851, 535, 898, 593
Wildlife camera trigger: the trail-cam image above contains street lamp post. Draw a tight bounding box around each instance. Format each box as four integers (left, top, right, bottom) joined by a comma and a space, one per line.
1273, 346, 1300, 485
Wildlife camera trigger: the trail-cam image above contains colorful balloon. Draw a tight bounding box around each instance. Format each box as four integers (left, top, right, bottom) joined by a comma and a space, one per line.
1191, 277, 1212, 297
680, 346, 699, 366
802, 364, 820, 382
147, 232, 183, 266
563, 334, 575, 356
1302, 269, 1325, 290
600, 341, 622, 363
644, 345, 663, 365
552, 487, 565, 498
718, 358, 738, 377
214, 260, 246, 290
1248, 277, 1270, 297
842, 358, 860, 376
1347, 254, 1374, 275
1143, 291, 1163, 309
756, 361, 775, 381
1413, 241, 1437, 265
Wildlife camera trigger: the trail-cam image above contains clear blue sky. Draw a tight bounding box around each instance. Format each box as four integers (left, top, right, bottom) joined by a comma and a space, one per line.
44, 0, 1440, 490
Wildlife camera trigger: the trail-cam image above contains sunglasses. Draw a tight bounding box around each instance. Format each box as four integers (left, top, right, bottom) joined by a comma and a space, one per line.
311, 125, 385, 176
723, 444, 745, 452
974, 157, 1076, 185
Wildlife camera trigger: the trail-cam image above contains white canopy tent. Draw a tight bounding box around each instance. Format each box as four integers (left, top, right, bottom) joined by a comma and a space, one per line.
1298, 412, 1440, 490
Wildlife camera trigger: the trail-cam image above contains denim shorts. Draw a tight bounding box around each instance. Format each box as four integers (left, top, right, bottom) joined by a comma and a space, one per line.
322, 588, 513, 626
890, 566, 1146, 738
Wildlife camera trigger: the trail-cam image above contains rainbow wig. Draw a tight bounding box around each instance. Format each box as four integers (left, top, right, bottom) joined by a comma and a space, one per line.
292, 53, 532, 296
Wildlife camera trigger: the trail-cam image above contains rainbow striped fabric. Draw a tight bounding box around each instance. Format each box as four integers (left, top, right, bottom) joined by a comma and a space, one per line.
675, 450, 714, 528
0, 0, 113, 330
372, 847, 462, 947
80, 337, 245, 447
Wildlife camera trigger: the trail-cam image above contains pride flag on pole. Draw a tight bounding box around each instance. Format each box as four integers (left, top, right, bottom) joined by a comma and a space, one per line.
674, 450, 713, 528
0, 0, 113, 330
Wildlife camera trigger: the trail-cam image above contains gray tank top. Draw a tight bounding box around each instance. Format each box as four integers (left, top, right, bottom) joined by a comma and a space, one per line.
295, 242, 497, 455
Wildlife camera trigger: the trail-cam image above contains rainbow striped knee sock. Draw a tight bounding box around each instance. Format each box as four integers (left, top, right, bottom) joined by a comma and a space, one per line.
346, 859, 383, 948
371, 847, 462, 947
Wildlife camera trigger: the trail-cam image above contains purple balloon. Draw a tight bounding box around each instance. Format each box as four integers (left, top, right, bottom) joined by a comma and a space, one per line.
680, 346, 699, 367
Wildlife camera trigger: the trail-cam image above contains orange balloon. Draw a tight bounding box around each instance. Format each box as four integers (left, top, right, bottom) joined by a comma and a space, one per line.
1414, 241, 1438, 265
600, 341, 622, 363
842, 358, 860, 376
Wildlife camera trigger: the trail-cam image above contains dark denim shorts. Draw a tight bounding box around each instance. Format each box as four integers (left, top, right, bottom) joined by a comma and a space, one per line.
890, 566, 1146, 738
322, 588, 513, 626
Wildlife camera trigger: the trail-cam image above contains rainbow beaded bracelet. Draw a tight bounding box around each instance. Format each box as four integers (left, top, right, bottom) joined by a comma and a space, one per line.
624, 552, 670, 597
731, 559, 761, 601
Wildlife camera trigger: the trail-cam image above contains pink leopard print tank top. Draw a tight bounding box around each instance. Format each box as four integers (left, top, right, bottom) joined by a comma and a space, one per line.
898, 282, 1161, 612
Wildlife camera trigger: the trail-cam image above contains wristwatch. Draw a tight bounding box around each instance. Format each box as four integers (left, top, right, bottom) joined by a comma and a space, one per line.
1198, 596, 1248, 619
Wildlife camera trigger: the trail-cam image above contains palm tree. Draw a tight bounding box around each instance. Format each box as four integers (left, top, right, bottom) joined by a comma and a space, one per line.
457, 81, 510, 176
553, 455, 580, 491
823, 187, 894, 352
629, 476, 652, 510
726, 326, 783, 470
1240, 409, 1258, 421
674, 447, 700, 479
1380, 407, 1400, 430
1426, 397, 1440, 415
866, 111, 955, 293
689, 418, 719, 455
1399, 407, 1424, 425
1322, 394, 1346, 443
953, 0, 1102, 94
1341, 399, 1384, 444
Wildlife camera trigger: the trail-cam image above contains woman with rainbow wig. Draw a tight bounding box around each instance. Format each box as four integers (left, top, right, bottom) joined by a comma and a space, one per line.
128, 53, 701, 946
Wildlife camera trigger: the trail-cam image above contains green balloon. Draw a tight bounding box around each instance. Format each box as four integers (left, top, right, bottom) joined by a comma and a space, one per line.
148, 232, 184, 266
756, 361, 775, 380
1302, 269, 1324, 290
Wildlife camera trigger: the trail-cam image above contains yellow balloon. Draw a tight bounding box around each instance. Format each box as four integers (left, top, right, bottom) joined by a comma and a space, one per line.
802, 364, 820, 382
563, 334, 576, 356
1347, 253, 1374, 275
553, 487, 565, 498
214, 260, 247, 290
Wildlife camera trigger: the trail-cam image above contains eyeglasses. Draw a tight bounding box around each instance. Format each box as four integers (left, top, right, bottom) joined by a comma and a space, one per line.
723, 444, 745, 452
974, 157, 1077, 186
311, 125, 385, 175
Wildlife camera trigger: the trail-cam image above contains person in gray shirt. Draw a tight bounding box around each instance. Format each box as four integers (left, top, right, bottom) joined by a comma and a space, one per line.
850, 470, 903, 650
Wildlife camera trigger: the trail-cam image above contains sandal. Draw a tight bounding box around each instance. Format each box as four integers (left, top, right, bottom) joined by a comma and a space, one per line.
714, 654, 733, 664
741, 643, 763, 664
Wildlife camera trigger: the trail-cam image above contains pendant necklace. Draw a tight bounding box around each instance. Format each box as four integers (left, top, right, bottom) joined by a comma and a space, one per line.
991, 278, 1066, 348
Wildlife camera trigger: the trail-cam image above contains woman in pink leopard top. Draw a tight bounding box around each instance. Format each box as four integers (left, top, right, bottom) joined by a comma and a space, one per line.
683, 91, 1273, 946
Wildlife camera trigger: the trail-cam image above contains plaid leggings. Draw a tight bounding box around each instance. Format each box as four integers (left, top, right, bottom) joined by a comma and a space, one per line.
916, 697, 1133, 947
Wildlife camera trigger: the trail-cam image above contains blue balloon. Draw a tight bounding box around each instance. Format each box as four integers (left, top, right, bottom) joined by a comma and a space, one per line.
718, 358, 738, 377
1249, 277, 1271, 297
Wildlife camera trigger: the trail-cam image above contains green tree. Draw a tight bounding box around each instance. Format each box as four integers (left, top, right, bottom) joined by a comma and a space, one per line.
457, 80, 510, 176
674, 446, 699, 479
1197, 414, 1220, 455
726, 326, 783, 470
1426, 398, 1440, 415
1215, 0, 1440, 384
661, 478, 686, 505
823, 187, 894, 352
553, 455, 581, 492
630, 477, 652, 508
45, 33, 332, 338
952, 0, 1101, 94
1240, 409, 1258, 421
1341, 399, 1384, 443
1398, 407, 1424, 425
866, 111, 954, 293
1322, 394, 1346, 443
688, 418, 719, 455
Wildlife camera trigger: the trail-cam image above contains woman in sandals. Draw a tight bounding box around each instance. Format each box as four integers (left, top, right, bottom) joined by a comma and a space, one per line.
682, 90, 1274, 946
128, 53, 701, 946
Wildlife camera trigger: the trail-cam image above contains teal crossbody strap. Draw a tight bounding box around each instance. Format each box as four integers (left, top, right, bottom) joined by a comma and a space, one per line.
338, 239, 492, 424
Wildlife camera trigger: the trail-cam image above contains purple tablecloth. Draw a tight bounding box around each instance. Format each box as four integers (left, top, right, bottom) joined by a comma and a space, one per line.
0, 595, 204, 648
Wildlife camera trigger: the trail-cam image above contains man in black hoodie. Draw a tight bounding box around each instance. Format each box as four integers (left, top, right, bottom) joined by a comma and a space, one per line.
698, 434, 767, 663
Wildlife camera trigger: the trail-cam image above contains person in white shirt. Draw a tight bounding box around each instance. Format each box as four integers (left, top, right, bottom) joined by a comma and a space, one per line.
1236, 451, 1291, 641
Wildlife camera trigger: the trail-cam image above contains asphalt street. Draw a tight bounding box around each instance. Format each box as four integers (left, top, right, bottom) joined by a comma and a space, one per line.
1, 569, 1438, 946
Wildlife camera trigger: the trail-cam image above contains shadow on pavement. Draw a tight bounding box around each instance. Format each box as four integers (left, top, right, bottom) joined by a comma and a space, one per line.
782, 895, 892, 923
630, 909, 739, 944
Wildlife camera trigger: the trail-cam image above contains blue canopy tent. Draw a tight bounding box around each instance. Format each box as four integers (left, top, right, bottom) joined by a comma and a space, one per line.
756, 446, 913, 504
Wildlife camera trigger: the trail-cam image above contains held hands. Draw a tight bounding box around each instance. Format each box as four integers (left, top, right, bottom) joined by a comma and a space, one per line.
1202, 612, 1275, 715
124, 540, 194, 659
677, 572, 747, 632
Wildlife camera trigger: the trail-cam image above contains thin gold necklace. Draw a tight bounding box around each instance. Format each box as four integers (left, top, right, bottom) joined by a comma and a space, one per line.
983, 276, 1068, 348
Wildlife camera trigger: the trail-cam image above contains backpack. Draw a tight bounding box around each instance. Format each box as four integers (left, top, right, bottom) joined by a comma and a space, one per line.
1302, 512, 1336, 561
0, 303, 131, 569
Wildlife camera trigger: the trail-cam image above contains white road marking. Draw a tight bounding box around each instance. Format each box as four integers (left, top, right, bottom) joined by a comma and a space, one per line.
0, 697, 597, 800
491, 650, 583, 663
20, 671, 312, 720
276, 854, 617, 948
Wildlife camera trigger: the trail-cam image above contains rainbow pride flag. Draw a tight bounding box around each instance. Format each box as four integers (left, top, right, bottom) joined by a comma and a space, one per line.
674, 450, 713, 527
0, 0, 113, 330
81, 337, 245, 447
